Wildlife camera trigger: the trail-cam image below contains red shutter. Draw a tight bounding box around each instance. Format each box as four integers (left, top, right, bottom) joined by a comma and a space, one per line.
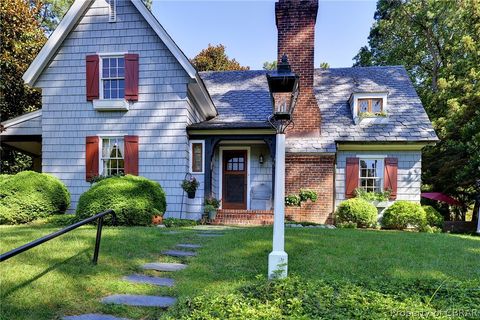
124, 135, 139, 175
384, 158, 398, 200
125, 54, 139, 101
86, 136, 99, 181
86, 55, 99, 101
345, 157, 359, 198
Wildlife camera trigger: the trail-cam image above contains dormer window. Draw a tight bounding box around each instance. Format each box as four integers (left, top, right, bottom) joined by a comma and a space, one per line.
358, 98, 383, 115
350, 92, 389, 124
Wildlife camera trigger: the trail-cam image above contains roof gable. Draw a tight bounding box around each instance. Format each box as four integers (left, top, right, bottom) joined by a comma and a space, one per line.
23, 0, 197, 85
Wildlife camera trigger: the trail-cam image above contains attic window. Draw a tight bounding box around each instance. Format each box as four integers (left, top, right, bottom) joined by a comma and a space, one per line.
108, 0, 116, 22
358, 98, 383, 116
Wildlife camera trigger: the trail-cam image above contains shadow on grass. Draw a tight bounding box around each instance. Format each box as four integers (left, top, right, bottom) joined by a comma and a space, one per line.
1, 249, 89, 299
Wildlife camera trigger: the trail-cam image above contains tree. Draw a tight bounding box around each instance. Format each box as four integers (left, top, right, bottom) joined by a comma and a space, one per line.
191, 44, 249, 72
0, 0, 46, 173
319, 62, 330, 69
354, 0, 480, 218
263, 60, 277, 70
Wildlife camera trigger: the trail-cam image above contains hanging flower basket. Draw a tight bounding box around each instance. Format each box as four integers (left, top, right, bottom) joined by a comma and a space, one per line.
181, 177, 199, 199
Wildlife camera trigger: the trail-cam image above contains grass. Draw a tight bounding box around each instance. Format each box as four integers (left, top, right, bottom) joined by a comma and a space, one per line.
0, 224, 479, 319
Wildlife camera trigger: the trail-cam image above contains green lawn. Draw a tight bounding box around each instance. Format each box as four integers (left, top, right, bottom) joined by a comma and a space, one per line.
0, 224, 479, 319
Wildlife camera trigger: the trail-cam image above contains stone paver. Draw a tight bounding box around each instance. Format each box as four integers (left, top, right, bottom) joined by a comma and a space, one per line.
63, 314, 129, 320
142, 262, 187, 272
176, 243, 202, 249
164, 231, 180, 234
197, 233, 224, 237
101, 295, 176, 308
123, 274, 174, 287
162, 250, 196, 257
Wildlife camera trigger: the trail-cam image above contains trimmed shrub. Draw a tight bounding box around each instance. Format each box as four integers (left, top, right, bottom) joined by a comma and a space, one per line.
422, 205, 444, 227
0, 171, 70, 224
76, 175, 166, 226
382, 201, 426, 230
335, 198, 377, 228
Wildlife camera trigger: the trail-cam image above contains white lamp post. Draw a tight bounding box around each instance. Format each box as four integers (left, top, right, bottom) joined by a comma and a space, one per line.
266, 54, 299, 279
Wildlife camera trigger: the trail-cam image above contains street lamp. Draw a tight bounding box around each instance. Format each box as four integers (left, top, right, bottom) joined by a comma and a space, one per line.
266, 54, 299, 279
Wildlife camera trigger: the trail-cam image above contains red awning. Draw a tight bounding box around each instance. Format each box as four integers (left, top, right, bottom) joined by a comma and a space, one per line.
421, 192, 463, 206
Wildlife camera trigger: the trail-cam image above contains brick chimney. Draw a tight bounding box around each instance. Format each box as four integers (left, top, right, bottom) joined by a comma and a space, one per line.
275, 0, 320, 136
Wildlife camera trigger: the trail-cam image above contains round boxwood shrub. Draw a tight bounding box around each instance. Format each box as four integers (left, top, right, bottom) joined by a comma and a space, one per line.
335, 198, 377, 228
382, 201, 426, 230
76, 175, 166, 226
422, 205, 444, 227
0, 171, 70, 224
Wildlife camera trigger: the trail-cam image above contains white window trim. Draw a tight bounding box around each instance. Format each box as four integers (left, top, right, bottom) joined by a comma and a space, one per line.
98, 136, 125, 176
93, 53, 129, 111
218, 146, 251, 210
99, 55, 125, 100
350, 92, 389, 124
358, 157, 385, 192
189, 140, 205, 174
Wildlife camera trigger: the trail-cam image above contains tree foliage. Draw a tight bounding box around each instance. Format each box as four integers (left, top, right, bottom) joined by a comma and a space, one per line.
191, 44, 249, 72
263, 60, 277, 70
354, 0, 480, 216
0, 0, 47, 173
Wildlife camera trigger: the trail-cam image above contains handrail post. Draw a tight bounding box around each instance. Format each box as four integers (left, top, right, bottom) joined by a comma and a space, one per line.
92, 216, 104, 265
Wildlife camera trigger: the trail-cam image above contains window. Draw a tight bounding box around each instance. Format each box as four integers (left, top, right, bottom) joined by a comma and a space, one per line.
359, 159, 383, 193
101, 57, 124, 99
190, 141, 204, 173
101, 137, 124, 176
358, 98, 383, 115
226, 156, 245, 171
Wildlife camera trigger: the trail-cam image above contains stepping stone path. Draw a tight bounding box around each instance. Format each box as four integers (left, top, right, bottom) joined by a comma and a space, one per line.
63, 315, 129, 320
65, 228, 224, 319
197, 233, 224, 237
162, 249, 197, 257
123, 274, 174, 287
176, 243, 202, 249
142, 262, 187, 272
101, 294, 176, 308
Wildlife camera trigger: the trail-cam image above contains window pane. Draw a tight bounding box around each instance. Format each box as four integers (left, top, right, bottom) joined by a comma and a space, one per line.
359, 100, 368, 113
372, 99, 382, 113
191, 143, 203, 172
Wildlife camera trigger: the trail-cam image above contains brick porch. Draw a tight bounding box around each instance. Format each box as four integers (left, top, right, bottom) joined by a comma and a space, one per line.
212, 209, 274, 226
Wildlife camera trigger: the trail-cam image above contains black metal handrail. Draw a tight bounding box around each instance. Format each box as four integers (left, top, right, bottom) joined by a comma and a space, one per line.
0, 210, 116, 264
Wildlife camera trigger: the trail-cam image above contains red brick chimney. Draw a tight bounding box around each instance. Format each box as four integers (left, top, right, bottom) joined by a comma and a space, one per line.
275, 0, 320, 136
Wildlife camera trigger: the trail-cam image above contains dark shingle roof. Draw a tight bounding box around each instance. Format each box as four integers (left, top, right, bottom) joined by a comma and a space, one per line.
190, 70, 272, 129
193, 66, 438, 152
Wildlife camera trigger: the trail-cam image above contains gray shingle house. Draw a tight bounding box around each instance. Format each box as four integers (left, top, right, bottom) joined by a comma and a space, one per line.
0, 0, 438, 224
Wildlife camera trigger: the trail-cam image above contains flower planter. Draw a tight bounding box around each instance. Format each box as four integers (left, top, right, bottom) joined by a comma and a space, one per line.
152, 215, 163, 225
208, 210, 217, 220
187, 191, 196, 199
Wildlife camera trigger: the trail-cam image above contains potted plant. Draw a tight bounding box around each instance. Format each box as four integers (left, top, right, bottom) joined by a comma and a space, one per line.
181, 177, 200, 199
204, 196, 221, 220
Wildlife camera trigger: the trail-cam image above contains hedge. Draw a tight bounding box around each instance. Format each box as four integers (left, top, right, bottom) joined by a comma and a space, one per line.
422, 205, 444, 227
335, 198, 378, 228
76, 175, 166, 226
0, 171, 70, 224
382, 201, 426, 230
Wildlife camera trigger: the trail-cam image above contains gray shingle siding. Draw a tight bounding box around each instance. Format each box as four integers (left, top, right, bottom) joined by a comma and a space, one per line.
335, 151, 422, 208
36, 0, 193, 214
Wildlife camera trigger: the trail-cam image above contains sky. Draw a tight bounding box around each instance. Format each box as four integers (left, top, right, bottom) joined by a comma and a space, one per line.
152, 0, 378, 70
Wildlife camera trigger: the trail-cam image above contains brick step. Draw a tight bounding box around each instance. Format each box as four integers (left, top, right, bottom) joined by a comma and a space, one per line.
212, 210, 274, 226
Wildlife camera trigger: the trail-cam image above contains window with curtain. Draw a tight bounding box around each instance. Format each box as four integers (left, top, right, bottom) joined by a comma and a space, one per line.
101, 137, 124, 176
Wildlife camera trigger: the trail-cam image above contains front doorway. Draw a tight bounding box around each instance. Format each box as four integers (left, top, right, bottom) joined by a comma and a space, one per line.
222, 150, 248, 209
